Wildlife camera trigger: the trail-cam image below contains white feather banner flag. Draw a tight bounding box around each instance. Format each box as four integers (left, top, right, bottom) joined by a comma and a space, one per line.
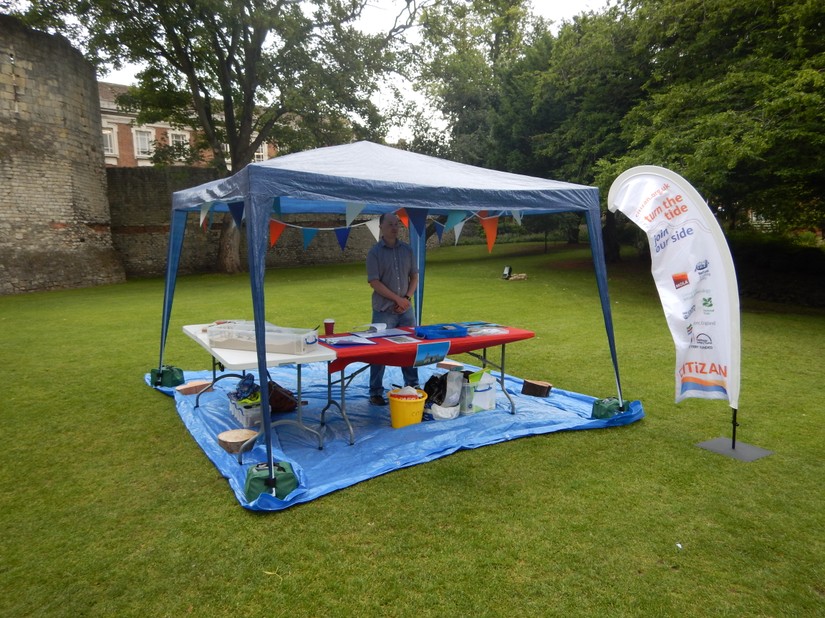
608, 166, 740, 408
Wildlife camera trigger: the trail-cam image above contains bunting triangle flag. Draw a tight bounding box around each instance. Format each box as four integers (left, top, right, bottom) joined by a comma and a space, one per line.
453, 220, 466, 245
512, 210, 523, 226
396, 208, 409, 228
444, 210, 466, 233
228, 202, 245, 229
200, 203, 211, 229
479, 211, 499, 253
269, 220, 286, 248
335, 227, 351, 251
408, 208, 428, 237
435, 221, 445, 242
302, 228, 318, 250
345, 202, 365, 227
366, 218, 381, 242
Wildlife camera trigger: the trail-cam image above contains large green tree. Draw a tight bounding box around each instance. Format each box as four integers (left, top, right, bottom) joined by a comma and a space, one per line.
413, 0, 535, 165
14, 0, 423, 271
601, 0, 825, 230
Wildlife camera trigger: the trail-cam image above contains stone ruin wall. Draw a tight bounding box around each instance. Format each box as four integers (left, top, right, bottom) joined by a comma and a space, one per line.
1, 15, 441, 295
0, 15, 125, 294
107, 166, 380, 278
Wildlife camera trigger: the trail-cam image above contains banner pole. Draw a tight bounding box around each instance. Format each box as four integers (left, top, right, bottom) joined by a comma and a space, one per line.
731, 407, 739, 449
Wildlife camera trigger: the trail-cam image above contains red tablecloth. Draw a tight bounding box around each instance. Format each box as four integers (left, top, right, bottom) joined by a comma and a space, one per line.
321, 326, 535, 374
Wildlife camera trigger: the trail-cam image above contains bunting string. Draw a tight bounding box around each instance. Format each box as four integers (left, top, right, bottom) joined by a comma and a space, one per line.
195, 206, 515, 252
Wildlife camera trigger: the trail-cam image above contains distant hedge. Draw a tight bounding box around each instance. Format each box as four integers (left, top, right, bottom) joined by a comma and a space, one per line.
727, 234, 825, 307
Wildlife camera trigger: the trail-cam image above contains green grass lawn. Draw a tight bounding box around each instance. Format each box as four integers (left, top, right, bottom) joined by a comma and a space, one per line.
1, 242, 823, 617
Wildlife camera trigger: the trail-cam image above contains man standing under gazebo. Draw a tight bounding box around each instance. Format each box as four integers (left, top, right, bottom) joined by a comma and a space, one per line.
366, 212, 419, 405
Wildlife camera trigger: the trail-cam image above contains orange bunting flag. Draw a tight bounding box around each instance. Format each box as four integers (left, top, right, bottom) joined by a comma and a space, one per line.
479, 211, 499, 253
269, 220, 286, 248
396, 208, 409, 228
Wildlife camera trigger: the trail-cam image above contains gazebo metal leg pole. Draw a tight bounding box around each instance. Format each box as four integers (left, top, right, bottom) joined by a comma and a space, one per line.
341, 373, 354, 445
500, 344, 515, 414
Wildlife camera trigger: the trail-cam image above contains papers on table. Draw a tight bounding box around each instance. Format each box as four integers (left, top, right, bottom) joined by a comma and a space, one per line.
322, 335, 376, 346
467, 327, 509, 336
351, 327, 411, 339
385, 335, 419, 344
352, 324, 410, 339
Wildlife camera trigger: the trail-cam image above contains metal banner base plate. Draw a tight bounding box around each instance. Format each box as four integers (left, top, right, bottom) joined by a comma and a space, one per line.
696, 437, 773, 461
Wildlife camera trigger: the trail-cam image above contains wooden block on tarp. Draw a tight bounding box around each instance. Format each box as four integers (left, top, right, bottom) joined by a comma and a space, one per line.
437, 359, 464, 371
521, 379, 552, 397
175, 379, 213, 395
217, 429, 259, 454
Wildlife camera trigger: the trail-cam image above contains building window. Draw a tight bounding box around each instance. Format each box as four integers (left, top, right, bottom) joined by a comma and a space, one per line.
253, 142, 268, 162
170, 132, 189, 150
219, 141, 267, 167
134, 129, 153, 158
169, 131, 190, 161
102, 128, 115, 156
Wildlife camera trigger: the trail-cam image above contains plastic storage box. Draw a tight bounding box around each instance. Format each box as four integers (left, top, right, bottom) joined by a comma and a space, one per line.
228, 392, 262, 428
207, 320, 319, 355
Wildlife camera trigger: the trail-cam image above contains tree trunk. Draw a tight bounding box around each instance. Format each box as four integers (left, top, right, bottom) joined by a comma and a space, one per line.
603, 211, 621, 264
566, 221, 581, 244
217, 214, 243, 274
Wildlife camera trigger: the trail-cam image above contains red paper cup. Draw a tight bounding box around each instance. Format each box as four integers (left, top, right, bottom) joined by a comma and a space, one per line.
323, 319, 335, 335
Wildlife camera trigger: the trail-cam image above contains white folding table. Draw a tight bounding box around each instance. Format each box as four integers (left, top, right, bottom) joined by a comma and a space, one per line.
183, 324, 337, 453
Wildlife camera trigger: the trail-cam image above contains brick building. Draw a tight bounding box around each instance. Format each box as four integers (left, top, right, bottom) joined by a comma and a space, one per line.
98, 81, 274, 168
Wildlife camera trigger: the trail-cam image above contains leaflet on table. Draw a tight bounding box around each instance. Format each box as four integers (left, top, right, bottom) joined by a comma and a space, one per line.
322, 335, 376, 346
385, 335, 419, 344
467, 326, 509, 336
455, 321, 509, 336
351, 328, 411, 338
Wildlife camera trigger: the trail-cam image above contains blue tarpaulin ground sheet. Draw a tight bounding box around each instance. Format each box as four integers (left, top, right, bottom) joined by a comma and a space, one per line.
148, 363, 644, 511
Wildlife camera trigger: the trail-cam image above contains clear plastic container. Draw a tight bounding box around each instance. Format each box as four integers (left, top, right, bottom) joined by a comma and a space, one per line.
443, 368, 463, 407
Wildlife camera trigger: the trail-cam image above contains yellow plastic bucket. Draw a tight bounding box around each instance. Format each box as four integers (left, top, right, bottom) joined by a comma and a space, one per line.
388, 389, 428, 429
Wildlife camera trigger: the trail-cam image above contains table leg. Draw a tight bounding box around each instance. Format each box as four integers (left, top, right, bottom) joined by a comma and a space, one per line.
340, 372, 354, 445
320, 367, 354, 445
195, 371, 244, 408
293, 364, 323, 450
235, 365, 325, 461
500, 344, 515, 414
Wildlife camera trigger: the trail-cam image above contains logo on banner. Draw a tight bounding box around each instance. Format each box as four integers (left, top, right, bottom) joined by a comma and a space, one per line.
678, 361, 728, 397
672, 272, 690, 289
702, 297, 714, 314
689, 333, 713, 350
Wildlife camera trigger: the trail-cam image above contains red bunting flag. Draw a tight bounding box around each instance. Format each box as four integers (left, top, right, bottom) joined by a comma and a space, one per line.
396, 208, 409, 228
269, 220, 286, 248
479, 211, 499, 253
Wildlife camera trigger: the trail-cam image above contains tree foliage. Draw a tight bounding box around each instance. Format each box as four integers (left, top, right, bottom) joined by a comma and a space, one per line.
412, 0, 824, 236
596, 0, 825, 230
413, 0, 533, 165
18, 0, 420, 169
13, 0, 423, 271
